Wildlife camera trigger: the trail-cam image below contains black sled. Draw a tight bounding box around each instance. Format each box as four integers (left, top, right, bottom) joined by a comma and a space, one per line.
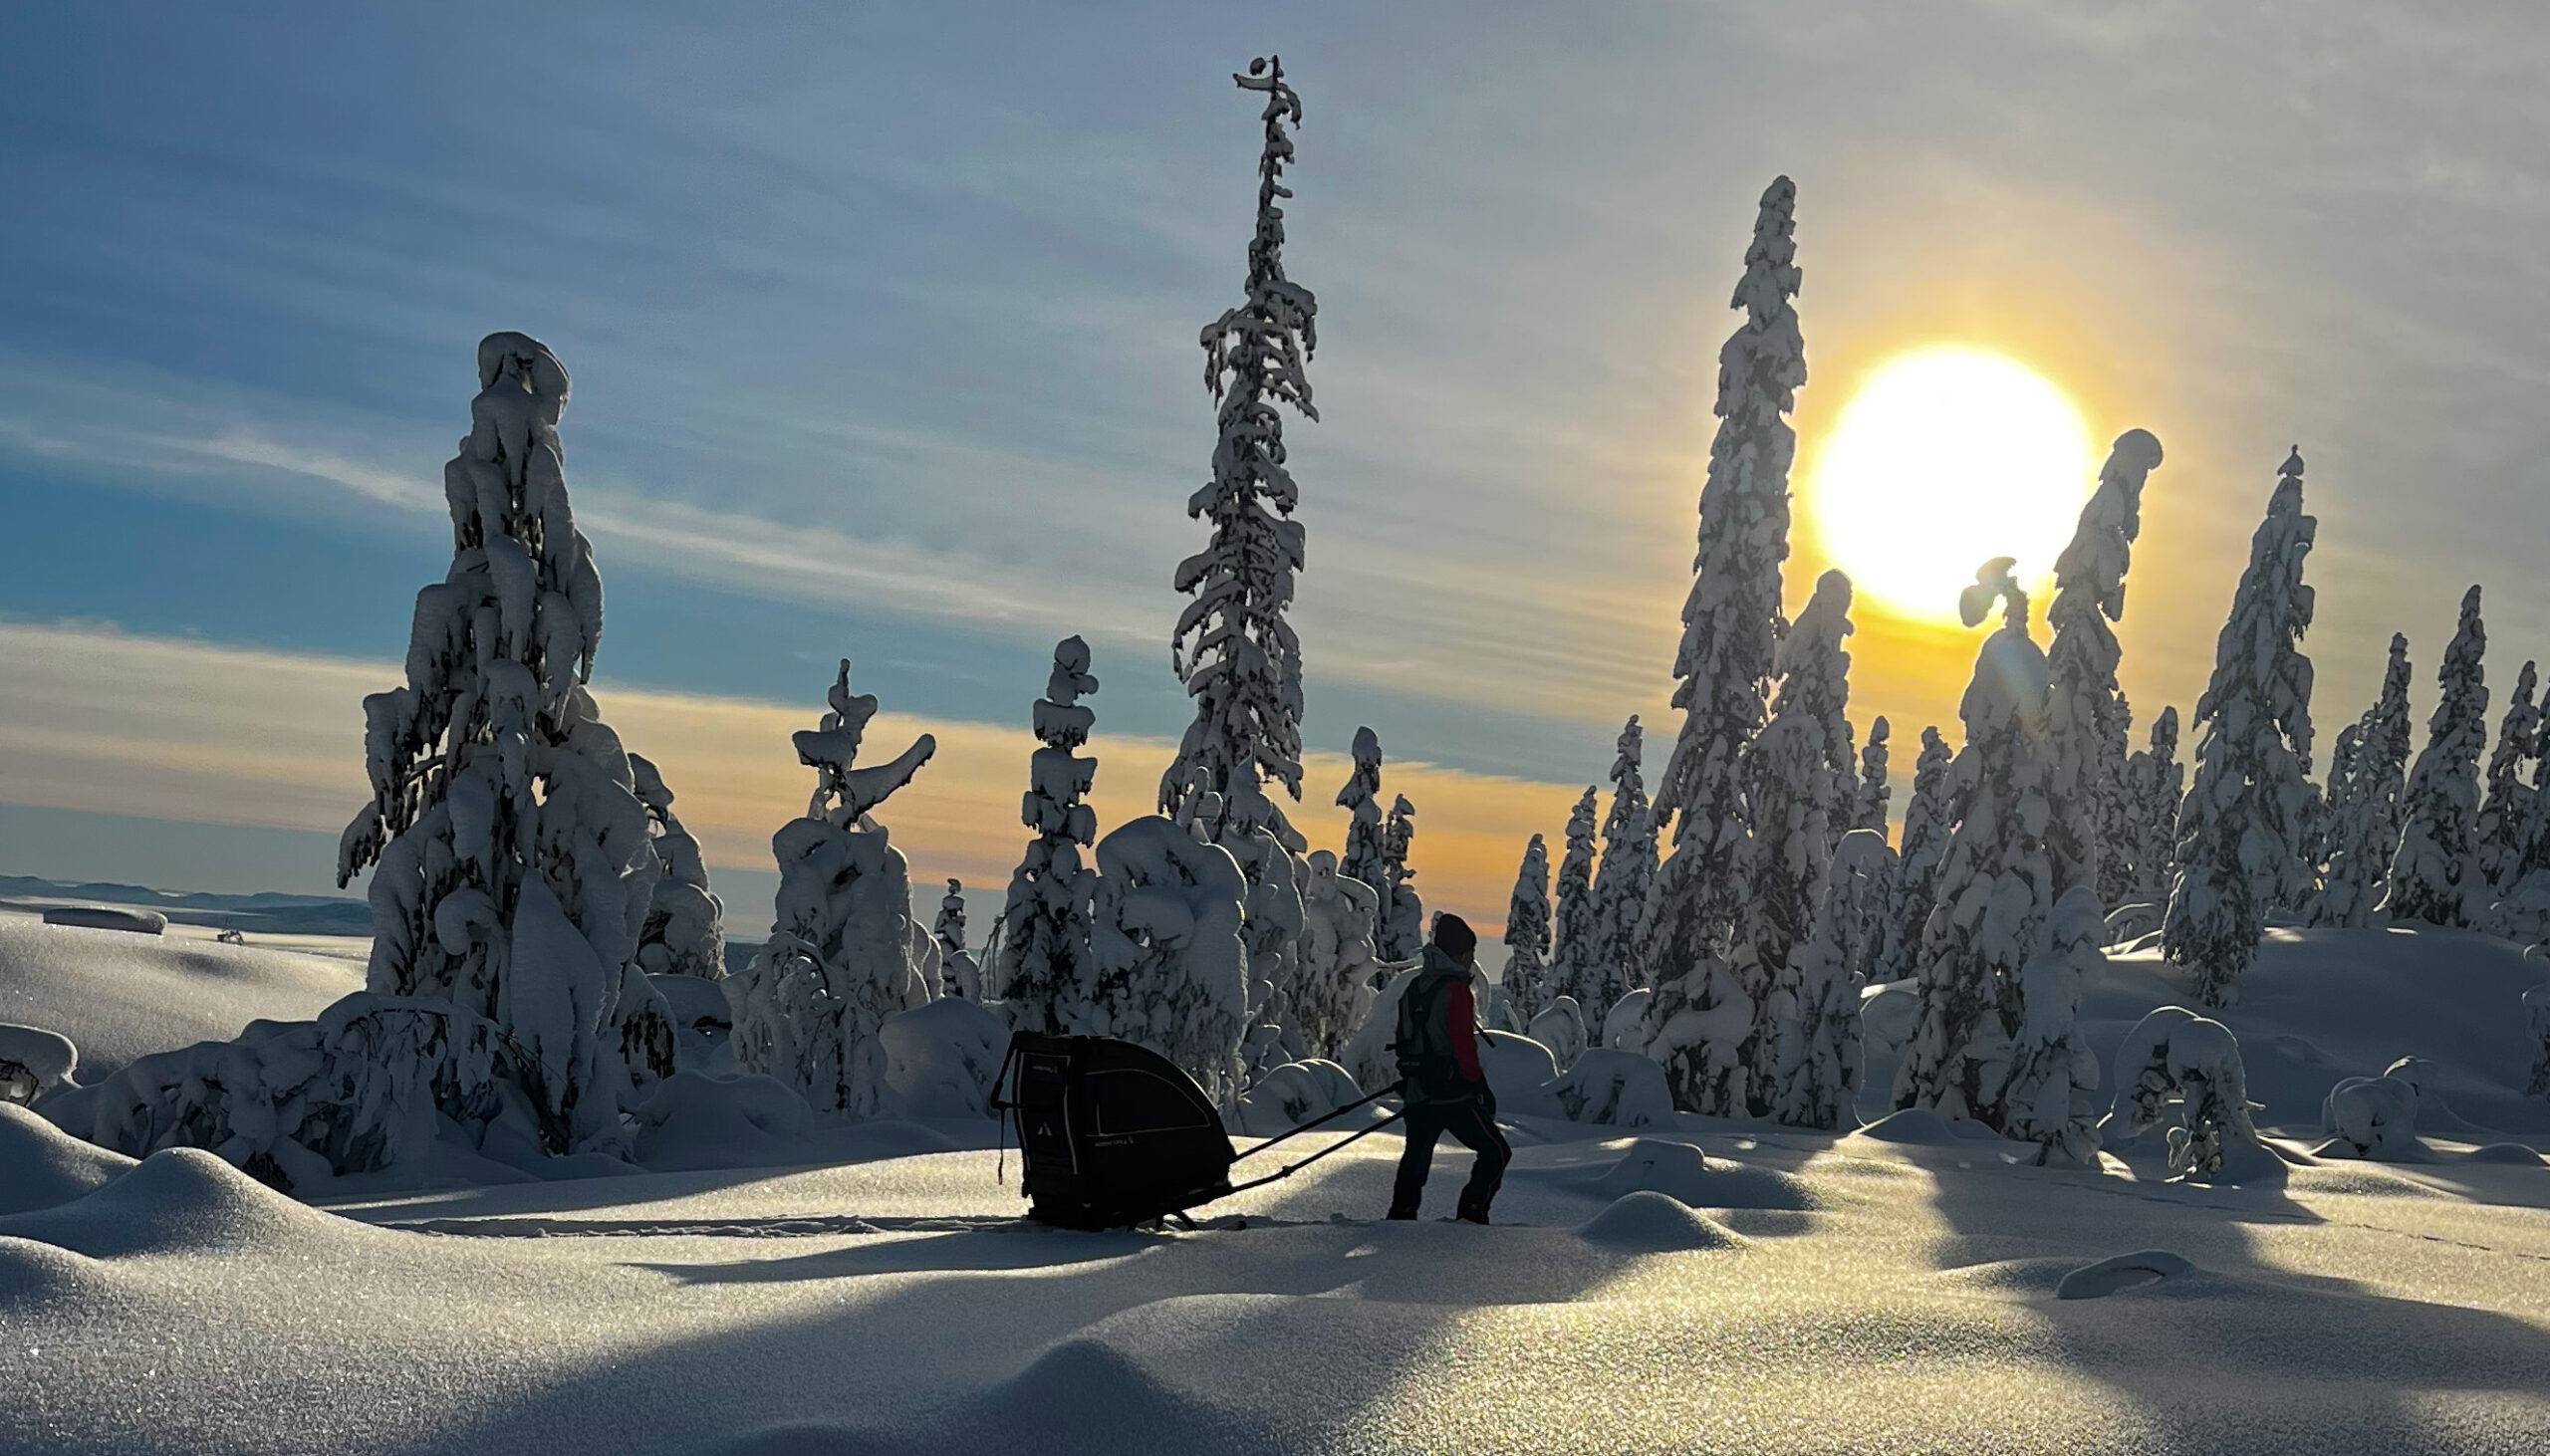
992, 1031, 1402, 1230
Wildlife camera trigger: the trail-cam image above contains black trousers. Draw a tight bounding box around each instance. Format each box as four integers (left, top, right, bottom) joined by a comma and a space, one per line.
1389, 1092, 1510, 1218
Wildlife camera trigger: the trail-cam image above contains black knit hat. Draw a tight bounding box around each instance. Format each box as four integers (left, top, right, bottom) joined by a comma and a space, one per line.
1431, 913, 1477, 964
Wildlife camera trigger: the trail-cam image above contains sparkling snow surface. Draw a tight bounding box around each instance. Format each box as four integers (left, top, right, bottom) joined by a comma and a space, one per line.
3, 921, 2548, 1453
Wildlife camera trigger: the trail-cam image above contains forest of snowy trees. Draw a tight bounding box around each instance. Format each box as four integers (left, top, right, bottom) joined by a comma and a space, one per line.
62, 55, 2550, 1188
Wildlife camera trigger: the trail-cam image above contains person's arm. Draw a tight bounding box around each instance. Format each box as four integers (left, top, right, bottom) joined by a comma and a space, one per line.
1445, 979, 1485, 1083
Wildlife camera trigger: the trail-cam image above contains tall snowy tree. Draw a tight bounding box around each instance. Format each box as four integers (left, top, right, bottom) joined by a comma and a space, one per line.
933, 879, 978, 1000
629, 753, 726, 981
1086, 818, 1251, 1102
1897, 560, 2101, 1157
337, 333, 674, 1154
1769, 827, 1884, 1129
1586, 715, 1657, 1029
1878, 725, 1955, 985
1548, 787, 1603, 1013
2306, 636, 2413, 927
2163, 449, 2317, 1006
1295, 849, 1380, 1059
1335, 726, 1387, 893
2386, 586, 2490, 928
1747, 570, 1857, 1108
1162, 56, 1319, 853
2476, 659, 2539, 893
1645, 175, 1807, 1116
727, 659, 937, 1115
1855, 716, 1893, 836
2126, 706, 2185, 911
997, 636, 1102, 1034
2044, 429, 2167, 905
1500, 834, 1555, 1030
1377, 793, 1423, 960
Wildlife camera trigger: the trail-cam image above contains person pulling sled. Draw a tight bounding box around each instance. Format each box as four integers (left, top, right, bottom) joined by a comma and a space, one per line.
1387, 913, 1510, 1224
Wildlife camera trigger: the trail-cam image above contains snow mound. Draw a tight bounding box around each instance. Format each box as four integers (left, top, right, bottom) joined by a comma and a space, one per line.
0, 1146, 350, 1258
0, 917, 359, 1084
2055, 1249, 2196, 1300
1857, 978, 1917, 1053
1576, 1190, 1749, 1252
879, 996, 1006, 1119
1601, 987, 1650, 1050
1547, 1048, 1674, 1127
1591, 1137, 1710, 1202
40, 904, 167, 934
1477, 1029, 1560, 1116
0, 1102, 134, 1214
632, 1071, 817, 1172
2463, 1142, 2547, 1166
1845, 1107, 2004, 1146
1231, 1059, 1370, 1136
0, 1021, 78, 1104
2320, 1073, 2425, 1160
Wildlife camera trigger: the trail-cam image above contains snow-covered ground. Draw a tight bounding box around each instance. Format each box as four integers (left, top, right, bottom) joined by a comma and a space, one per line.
3, 915, 2547, 1454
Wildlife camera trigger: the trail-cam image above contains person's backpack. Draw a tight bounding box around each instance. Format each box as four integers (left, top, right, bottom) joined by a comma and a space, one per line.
1393, 970, 1458, 1092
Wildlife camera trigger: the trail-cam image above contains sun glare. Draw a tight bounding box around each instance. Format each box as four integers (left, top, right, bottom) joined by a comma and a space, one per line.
1806, 347, 2098, 622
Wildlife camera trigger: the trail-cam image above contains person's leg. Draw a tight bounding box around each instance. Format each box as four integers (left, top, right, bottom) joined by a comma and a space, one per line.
1389, 1102, 1447, 1219
1442, 1099, 1512, 1222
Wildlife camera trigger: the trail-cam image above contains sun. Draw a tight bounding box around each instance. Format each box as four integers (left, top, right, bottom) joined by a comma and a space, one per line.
1805, 346, 2098, 621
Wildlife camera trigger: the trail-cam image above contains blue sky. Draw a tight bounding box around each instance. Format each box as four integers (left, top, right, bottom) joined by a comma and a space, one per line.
4, 3, 2548, 921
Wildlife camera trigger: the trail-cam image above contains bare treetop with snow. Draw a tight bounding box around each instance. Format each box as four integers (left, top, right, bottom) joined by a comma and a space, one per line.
1335, 725, 1386, 893
2388, 585, 2490, 928
1855, 715, 1893, 837
1646, 176, 1806, 1114
1378, 792, 1423, 960
2164, 449, 2316, 1005
2045, 428, 2165, 904
1163, 56, 1319, 851
337, 332, 672, 1152
629, 753, 725, 981
998, 636, 1102, 1034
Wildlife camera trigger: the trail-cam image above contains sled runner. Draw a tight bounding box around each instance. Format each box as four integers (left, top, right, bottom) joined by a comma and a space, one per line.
992, 1032, 1403, 1230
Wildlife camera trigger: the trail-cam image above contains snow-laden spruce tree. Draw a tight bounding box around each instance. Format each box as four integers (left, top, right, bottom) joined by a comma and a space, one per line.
1586, 715, 1657, 1029
934, 880, 978, 1000
1500, 834, 1554, 1030
1548, 787, 1604, 1012
628, 753, 726, 981
727, 660, 937, 1115
2044, 429, 2167, 904
1856, 715, 1893, 837
1994, 887, 2107, 1164
1895, 560, 2066, 1127
1336, 726, 1387, 893
1086, 816, 1251, 1102
1162, 56, 1319, 855
337, 332, 675, 1154
2475, 659, 2539, 894
1378, 792, 1423, 960
1295, 849, 1380, 1059
2386, 586, 2489, 928
1768, 826, 1885, 1128
2163, 449, 2317, 1006
2307, 636, 2413, 927
1645, 175, 1806, 1116
1879, 726, 1955, 984
2126, 706, 2185, 911
997, 636, 1102, 1035
1746, 570, 1857, 1106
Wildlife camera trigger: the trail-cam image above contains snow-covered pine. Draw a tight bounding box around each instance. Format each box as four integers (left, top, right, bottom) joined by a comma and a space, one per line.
1644, 176, 1806, 1117
933, 880, 978, 1000
1853, 717, 1900, 968
336, 333, 674, 1155
2163, 449, 2317, 1006
1378, 792, 1423, 960
1879, 725, 1956, 985
628, 753, 726, 981
1335, 726, 1387, 895
1994, 887, 2107, 1165
1746, 569, 1857, 1108
1855, 715, 1893, 837
2475, 659, 2539, 894
996, 636, 1102, 1035
1162, 56, 1319, 854
1294, 849, 1381, 1060
1086, 816, 1251, 1102
1548, 787, 1603, 1013
1586, 715, 1657, 1030
726, 660, 937, 1116
2125, 706, 2185, 911
2307, 636, 2414, 927
2044, 429, 2166, 905
2385, 585, 2489, 928
1500, 834, 1555, 1030
1768, 826, 1884, 1128
1893, 559, 2066, 1130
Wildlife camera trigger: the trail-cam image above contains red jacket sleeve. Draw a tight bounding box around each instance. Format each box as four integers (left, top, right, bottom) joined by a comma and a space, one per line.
1445, 979, 1484, 1082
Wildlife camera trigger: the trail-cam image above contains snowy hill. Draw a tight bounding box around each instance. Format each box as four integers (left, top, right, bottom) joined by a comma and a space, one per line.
1, 919, 2545, 1453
